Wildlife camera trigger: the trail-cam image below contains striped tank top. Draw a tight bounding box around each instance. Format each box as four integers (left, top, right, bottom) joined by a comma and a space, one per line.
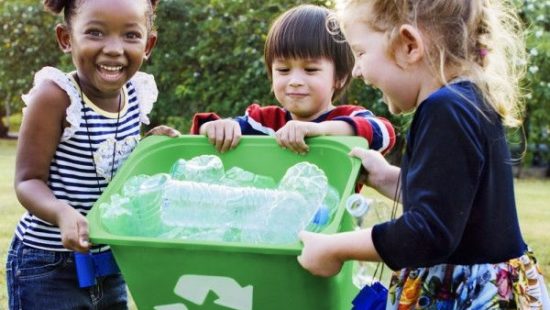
15, 67, 157, 252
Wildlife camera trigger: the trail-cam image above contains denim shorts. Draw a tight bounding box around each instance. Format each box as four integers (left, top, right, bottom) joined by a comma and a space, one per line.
6, 236, 128, 310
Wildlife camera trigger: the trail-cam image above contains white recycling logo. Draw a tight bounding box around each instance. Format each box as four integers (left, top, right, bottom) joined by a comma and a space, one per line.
154, 275, 253, 310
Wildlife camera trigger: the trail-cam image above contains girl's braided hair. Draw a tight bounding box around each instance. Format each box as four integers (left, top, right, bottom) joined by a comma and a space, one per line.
43, 0, 160, 32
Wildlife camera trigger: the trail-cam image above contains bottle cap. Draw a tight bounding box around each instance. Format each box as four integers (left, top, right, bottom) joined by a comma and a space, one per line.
312, 206, 329, 225
345, 194, 371, 218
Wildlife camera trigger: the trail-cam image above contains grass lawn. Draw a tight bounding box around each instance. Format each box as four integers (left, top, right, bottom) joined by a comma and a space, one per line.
0, 138, 548, 307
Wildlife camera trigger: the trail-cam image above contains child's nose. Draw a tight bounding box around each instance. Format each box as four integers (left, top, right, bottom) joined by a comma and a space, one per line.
288, 71, 305, 87
103, 37, 124, 56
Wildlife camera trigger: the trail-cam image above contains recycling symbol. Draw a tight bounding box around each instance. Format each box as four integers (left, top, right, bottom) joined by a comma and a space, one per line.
154, 275, 253, 310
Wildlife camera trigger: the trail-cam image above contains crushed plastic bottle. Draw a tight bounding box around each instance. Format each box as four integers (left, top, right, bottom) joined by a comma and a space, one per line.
170, 155, 224, 183
307, 186, 340, 232
100, 174, 168, 237
100, 156, 333, 244
278, 162, 328, 206
162, 165, 326, 244
221, 166, 277, 189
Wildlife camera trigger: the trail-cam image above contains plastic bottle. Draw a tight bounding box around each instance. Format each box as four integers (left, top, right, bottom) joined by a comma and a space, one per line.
161, 179, 316, 244
100, 173, 168, 237
221, 166, 277, 189
345, 193, 372, 228
278, 162, 328, 206
307, 186, 340, 232
101, 158, 332, 244
170, 155, 224, 183
99, 194, 133, 236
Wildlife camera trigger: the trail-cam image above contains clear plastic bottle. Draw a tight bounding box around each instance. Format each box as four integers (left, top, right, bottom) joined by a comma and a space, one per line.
345, 193, 372, 228
161, 161, 329, 244
307, 186, 340, 232
101, 158, 332, 244
279, 162, 328, 206
99, 194, 133, 236
161, 179, 316, 244
100, 173, 168, 237
345, 194, 392, 288
221, 166, 277, 189
169, 155, 224, 183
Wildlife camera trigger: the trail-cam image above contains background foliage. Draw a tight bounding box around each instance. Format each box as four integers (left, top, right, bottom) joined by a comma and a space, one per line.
0, 0, 548, 166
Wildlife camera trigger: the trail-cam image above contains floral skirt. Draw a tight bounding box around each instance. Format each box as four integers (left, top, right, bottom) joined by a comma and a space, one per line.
387, 253, 549, 309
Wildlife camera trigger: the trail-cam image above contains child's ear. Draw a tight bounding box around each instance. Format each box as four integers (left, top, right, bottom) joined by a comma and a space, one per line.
334, 79, 344, 90
55, 24, 72, 53
143, 32, 158, 61
334, 75, 349, 90
395, 24, 424, 68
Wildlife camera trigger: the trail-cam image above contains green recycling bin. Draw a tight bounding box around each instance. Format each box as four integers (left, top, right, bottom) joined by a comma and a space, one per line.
87, 135, 367, 310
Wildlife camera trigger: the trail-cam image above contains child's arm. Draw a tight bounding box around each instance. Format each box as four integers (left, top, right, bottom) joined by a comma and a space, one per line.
14, 81, 90, 252
298, 148, 399, 277
298, 228, 382, 277
275, 120, 354, 154
329, 106, 396, 154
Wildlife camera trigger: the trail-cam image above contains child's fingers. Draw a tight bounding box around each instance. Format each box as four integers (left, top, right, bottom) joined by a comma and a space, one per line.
219, 127, 234, 153
213, 125, 226, 152
348, 147, 369, 159
291, 137, 309, 154
229, 127, 241, 150
276, 132, 290, 150
205, 124, 217, 145
78, 220, 90, 249
298, 230, 310, 242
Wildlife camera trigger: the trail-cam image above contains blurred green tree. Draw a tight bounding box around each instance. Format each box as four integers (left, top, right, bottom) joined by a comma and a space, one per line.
0, 0, 547, 167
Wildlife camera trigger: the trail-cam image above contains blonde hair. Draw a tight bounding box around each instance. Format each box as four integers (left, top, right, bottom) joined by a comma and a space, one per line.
334, 0, 527, 127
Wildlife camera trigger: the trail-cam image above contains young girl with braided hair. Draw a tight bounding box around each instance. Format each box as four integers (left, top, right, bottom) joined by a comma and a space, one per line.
6, 0, 177, 308
298, 0, 549, 308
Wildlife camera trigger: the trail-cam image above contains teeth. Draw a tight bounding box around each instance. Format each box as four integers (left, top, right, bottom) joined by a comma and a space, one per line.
99, 65, 122, 72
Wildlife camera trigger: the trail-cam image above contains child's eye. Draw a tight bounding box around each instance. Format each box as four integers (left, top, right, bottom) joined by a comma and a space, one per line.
275, 68, 290, 73
86, 30, 103, 37
305, 68, 320, 73
126, 32, 143, 40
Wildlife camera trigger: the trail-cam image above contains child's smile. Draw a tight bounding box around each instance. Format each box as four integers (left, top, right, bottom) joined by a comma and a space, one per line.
272, 57, 337, 121
62, 0, 155, 101
97, 64, 125, 83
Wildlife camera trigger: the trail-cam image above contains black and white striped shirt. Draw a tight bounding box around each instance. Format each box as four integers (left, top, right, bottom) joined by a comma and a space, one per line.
16, 67, 157, 252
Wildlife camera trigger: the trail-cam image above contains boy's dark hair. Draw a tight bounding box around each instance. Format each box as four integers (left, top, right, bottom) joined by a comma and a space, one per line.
264, 4, 354, 101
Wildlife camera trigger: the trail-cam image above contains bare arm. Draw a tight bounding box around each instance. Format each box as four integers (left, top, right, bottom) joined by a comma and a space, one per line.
276, 120, 354, 154
309, 120, 355, 136
15, 81, 89, 252
298, 228, 381, 277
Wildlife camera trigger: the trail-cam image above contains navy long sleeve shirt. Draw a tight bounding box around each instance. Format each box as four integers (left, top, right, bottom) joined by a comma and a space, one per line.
372, 81, 527, 270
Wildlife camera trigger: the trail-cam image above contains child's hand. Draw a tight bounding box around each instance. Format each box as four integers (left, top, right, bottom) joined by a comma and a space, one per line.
349, 147, 401, 200
57, 208, 90, 253
297, 231, 344, 277
145, 125, 181, 137
200, 119, 242, 153
276, 121, 319, 154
